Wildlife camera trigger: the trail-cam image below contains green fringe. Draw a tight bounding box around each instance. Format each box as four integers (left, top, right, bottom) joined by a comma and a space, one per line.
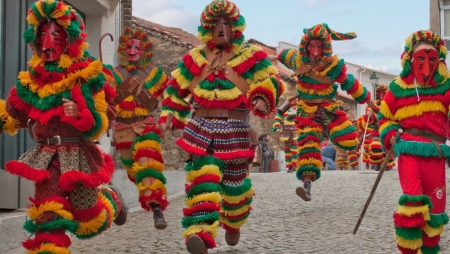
296, 86, 338, 100
221, 197, 252, 211
131, 132, 161, 148
395, 226, 423, 240
23, 27, 36, 44
428, 213, 449, 228
354, 88, 369, 103
185, 156, 225, 172
177, 62, 194, 82
330, 125, 357, 141
298, 147, 321, 157
37, 251, 54, 254
390, 78, 450, 98
101, 188, 119, 215
186, 183, 222, 198
279, 49, 299, 71
161, 105, 191, 117
325, 59, 345, 81
74, 219, 109, 240
221, 178, 252, 197
120, 157, 134, 167
395, 140, 450, 159
398, 194, 432, 208
143, 66, 164, 90
420, 245, 440, 254
296, 164, 321, 182
340, 74, 354, 90
181, 211, 220, 228
199, 78, 235, 91
225, 210, 250, 223
135, 168, 167, 185
24, 218, 78, 234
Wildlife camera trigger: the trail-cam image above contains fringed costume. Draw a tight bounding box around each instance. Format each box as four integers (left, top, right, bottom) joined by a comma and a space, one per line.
347, 119, 361, 169
108, 27, 169, 227
159, 0, 285, 251
277, 23, 372, 200
336, 149, 349, 170
379, 30, 450, 254
0, 1, 124, 252
272, 105, 299, 172
357, 108, 376, 169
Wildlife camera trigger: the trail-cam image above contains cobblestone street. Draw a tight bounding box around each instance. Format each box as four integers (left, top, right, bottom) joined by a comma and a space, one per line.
3, 169, 450, 253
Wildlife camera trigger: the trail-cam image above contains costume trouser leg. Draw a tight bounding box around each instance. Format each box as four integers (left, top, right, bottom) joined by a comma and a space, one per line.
295, 117, 323, 181
394, 154, 448, 254
114, 120, 168, 211
182, 156, 224, 249
348, 151, 358, 167
22, 158, 121, 253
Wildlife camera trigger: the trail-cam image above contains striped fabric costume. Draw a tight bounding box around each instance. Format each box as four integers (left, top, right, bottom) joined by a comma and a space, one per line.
159, 0, 286, 251
378, 30, 450, 253
0, 1, 124, 252
277, 23, 372, 201
272, 104, 299, 172
159, 0, 285, 252
108, 27, 169, 227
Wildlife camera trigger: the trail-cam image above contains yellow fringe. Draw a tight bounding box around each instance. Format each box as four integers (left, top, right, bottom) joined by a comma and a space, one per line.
297, 158, 322, 168
57, 54, 73, 69
297, 142, 320, 151
167, 93, 190, 107
394, 100, 445, 121
183, 221, 219, 239
222, 187, 254, 204
322, 100, 342, 111
28, 243, 70, 254
27, 13, 39, 27
124, 165, 135, 179
172, 68, 191, 90
27, 201, 73, 221
228, 46, 253, 68
297, 126, 322, 136
190, 46, 209, 67
350, 84, 364, 98
91, 91, 108, 140
379, 101, 395, 120
396, 235, 423, 250
379, 120, 398, 135
186, 192, 222, 208
173, 111, 189, 124
423, 223, 444, 238
220, 216, 248, 229
335, 139, 358, 148
298, 83, 334, 96
132, 140, 162, 154
438, 62, 450, 84
297, 100, 318, 114
35, 1, 46, 18
215, 87, 242, 100
133, 160, 164, 174
136, 179, 167, 194
329, 120, 352, 135
252, 66, 278, 83
186, 165, 222, 183
116, 110, 134, 119
249, 78, 277, 99
0, 100, 20, 135
98, 193, 115, 223
221, 205, 251, 216
75, 210, 107, 236
318, 55, 339, 76
148, 70, 168, 96
396, 205, 430, 220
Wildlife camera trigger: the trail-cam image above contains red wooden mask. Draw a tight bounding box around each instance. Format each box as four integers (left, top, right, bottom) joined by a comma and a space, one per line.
308, 39, 324, 62
412, 45, 439, 86
36, 20, 68, 62
213, 17, 232, 47
126, 38, 143, 62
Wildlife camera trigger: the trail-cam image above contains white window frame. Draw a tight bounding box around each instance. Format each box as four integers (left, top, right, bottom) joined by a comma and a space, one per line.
440, 0, 450, 39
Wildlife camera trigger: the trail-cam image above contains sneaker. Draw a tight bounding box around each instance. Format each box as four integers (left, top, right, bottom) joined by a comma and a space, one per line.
296, 184, 311, 201
151, 203, 167, 229
108, 183, 128, 226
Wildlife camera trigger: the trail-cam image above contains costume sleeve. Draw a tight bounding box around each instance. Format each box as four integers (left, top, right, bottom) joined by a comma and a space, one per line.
246, 45, 286, 117
159, 52, 195, 129
101, 64, 117, 122
272, 112, 284, 133
339, 72, 371, 104
277, 48, 301, 71
0, 98, 21, 135
144, 66, 168, 98
378, 90, 400, 151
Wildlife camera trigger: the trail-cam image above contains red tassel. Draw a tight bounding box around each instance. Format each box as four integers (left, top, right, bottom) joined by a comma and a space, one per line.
5, 161, 49, 182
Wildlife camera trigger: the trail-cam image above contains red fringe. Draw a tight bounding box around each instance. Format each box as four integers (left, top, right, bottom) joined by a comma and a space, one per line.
234, 50, 267, 75
422, 233, 440, 247
297, 153, 322, 161
138, 190, 169, 211
332, 132, 358, 143
30, 196, 72, 211
221, 223, 239, 233
176, 139, 208, 156
298, 81, 331, 91
183, 54, 204, 76
133, 149, 164, 163
223, 209, 251, 221
72, 198, 104, 222
397, 245, 419, 254
118, 101, 138, 110
334, 68, 348, 83
185, 231, 216, 249
222, 196, 251, 208
59, 154, 114, 191
115, 141, 133, 150
185, 174, 221, 193
183, 202, 220, 216
213, 150, 255, 160
162, 97, 190, 111
194, 94, 247, 110
5, 161, 49, 182
298, 135, 320, 146
393, 213, 426, 228
60, 86, 94, 131
23, 232, 71, 250
346, 79, 360, 94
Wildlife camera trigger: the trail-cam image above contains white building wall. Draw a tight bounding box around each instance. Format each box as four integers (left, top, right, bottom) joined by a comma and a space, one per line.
68, 0, 121, 155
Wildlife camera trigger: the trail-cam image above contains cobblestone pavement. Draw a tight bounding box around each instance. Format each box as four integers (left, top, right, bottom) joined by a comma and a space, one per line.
4, 169, 450, 253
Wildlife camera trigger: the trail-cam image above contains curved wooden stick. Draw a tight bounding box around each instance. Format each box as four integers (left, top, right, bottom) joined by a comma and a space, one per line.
99, 33, 113, 62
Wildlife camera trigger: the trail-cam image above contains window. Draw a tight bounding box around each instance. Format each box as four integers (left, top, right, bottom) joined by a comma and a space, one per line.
440, 0, 450, 38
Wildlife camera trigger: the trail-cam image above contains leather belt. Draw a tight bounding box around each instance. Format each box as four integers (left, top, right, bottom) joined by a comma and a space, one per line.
403, 128, 447, 158
116, 116, 147, 124
194, 108, 248, 121
36, 136, 91, 145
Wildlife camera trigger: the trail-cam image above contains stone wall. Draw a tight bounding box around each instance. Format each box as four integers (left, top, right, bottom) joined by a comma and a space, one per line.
122, 0, 132, 30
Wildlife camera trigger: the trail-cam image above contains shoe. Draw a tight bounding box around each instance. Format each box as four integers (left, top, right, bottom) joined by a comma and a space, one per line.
151, 203, 167, 229
287, 168, 294, 173
186, 234, 208, 254
225, 230, 240, 246
108, 183, 128, 226
296, 186, 311, 201
324, 164, 329, 171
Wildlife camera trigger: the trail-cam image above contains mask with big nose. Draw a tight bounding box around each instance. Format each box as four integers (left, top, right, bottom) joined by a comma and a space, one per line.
411, 43, 439, 86
36, 20, 68, 62
126, 38, 143, 62
308, 39, 324, 62
212, 16, 232, 47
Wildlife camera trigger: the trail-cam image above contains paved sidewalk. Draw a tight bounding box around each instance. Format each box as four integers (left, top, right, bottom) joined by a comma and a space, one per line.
3, 169, 450, 253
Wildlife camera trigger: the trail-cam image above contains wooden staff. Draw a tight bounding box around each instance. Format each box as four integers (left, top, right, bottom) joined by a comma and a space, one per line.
353, 129, 403, 235
99, 33, 114, 137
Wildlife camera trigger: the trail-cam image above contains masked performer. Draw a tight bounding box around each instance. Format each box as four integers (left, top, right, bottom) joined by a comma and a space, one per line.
277, 23, 373, 201
347, 119, 361, 169
158, 0, 285, 252
108, 27, 169, 229
0, 0, 126, 252
379, 30, 450, 254
273, 98, 298, 173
